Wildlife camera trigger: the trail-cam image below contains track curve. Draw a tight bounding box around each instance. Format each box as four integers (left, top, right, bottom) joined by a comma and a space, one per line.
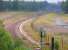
18, 18, 39, 45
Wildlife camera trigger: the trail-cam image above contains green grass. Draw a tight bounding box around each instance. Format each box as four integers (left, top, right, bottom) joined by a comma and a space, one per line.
0, 19, 32, 50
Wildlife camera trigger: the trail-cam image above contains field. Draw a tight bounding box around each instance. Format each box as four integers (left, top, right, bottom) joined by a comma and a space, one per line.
0, 12, 68, 50
23, 13, 68, 50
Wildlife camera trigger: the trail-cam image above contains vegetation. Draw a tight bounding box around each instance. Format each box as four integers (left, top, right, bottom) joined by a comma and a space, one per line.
54, 41, 59, 50
0, 1, 48, 11
0, 1, 61, 12
0, 20, 14, 50
23, 13, 68, 50
0, 20, 32, 50
61, 0, 68, 13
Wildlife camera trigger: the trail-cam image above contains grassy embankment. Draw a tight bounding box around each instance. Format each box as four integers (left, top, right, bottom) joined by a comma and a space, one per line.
24, 13, 68, 50
0, 12, 35, 50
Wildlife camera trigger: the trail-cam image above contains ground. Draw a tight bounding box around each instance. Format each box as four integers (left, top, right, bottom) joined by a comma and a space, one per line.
23, 13, 68, 50
0, 12, 68, 50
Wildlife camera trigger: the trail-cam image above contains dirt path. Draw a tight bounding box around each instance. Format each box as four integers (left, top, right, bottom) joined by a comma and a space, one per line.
4, 12, 44, 47
19, 18, 39, 45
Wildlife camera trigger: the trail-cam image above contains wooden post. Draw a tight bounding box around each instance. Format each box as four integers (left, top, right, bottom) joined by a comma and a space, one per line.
40, 30, 46, 50
61, 35, 64, 50
51, 37, 54, 50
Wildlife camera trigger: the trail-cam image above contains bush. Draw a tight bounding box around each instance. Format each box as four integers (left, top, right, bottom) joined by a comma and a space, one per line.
0, 20, 32, 50
54, 41, 59, 50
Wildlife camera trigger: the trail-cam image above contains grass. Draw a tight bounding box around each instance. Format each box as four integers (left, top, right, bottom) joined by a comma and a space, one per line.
24, 21, 40, 42
0, 12, 68, 50
1, 11, 37, 25
0, 12, 33, 50
23, 13, 68, 50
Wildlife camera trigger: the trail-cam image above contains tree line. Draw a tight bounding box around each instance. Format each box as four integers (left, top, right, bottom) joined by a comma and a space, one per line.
0, 0, 68, 13
0, 1, 48, 11
61, 0, 68, 13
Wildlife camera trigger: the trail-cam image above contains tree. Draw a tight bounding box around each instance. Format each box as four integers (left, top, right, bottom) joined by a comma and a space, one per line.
61, 0, 68, 13
0, 0, 3, 11
12, 0, 18, 11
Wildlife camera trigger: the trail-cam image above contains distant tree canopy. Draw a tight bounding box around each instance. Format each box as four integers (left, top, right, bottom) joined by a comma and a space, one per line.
61, 0, 68, 13
0, 1, 48, 11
